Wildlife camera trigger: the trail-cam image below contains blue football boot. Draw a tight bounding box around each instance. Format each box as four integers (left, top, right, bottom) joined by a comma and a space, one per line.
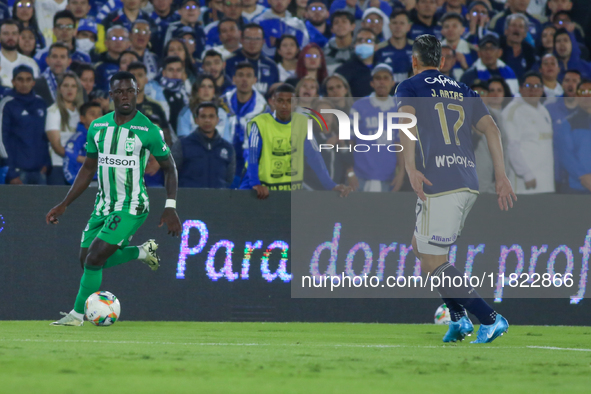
443, 316, 474, 342
471, 314, 509, 344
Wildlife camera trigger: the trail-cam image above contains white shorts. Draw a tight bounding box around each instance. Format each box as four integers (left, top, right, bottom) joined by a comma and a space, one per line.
414, 191, 478, 255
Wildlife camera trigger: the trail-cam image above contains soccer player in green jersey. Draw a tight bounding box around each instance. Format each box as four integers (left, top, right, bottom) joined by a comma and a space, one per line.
46, 71, 182, 326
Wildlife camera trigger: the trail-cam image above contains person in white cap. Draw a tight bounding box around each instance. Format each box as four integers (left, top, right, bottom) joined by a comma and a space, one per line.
361, 7, 391, 43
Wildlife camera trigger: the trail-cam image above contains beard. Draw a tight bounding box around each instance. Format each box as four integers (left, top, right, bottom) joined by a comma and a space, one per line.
2, 42, 17, 51
309, 19, 326, 27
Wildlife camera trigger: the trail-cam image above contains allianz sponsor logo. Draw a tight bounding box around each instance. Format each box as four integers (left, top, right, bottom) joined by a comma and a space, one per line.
98, 153, 138, 169
94, 122, 109, 127
431, 233, 457, 243
435, 153, 475, 168
425, 75, 460, 88
130, 125, 149, 132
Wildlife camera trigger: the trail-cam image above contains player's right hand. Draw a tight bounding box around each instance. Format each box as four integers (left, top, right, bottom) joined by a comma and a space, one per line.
253, 185, 270, 200
46, 203, 66, 225
495, 174, 517, 211
409, 169, 432, 202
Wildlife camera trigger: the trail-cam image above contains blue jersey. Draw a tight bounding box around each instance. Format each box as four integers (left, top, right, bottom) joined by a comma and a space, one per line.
63, 123, 91, 184
374, 41, 413, 83
395, 69, 489, 195
350, 96, 399, 182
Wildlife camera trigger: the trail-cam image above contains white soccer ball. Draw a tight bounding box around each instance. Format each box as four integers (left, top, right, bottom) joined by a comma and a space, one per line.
85, 291, 121, 326
434, 303, 451, 325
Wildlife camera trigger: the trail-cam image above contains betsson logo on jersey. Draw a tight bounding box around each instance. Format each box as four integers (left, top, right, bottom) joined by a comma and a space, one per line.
98, 153, 139, 169
304, 108, 417, 153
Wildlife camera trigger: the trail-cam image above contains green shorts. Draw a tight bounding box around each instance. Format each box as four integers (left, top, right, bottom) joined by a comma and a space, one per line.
81, 211, 148, 248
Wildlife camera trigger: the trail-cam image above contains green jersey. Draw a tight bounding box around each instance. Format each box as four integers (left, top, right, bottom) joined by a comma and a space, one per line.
86, 110, 170, 216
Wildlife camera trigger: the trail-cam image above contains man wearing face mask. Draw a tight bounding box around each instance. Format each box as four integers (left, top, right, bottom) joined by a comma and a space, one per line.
75, 19, 98, 58
335, 28, 377, 98
34, 10, 91, 73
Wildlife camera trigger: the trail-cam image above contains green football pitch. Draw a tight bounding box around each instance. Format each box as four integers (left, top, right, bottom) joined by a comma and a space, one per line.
0, 322, 590, 394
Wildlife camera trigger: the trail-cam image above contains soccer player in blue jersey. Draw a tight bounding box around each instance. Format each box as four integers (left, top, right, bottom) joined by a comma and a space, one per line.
396, 34, 517, 344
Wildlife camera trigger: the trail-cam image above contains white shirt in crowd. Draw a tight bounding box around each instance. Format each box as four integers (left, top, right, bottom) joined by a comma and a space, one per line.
0, 53, 40, 88
45, 103, 80, 167
502, 98, 555, 194
278, 63, 295, 82
35, 0, 68, 45
543, 83, 564, 98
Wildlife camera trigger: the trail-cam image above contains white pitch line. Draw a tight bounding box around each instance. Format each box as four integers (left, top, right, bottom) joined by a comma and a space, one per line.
527, 346, 591, 352
1, 338, 590, 351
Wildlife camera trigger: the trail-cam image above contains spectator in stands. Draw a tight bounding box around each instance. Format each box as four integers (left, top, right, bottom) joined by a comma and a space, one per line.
289, 0, 307, 18
75, 19, 98, 59
275, 35, 299, 83
552, 10, 585, 46
305, 0, 331, 48
101, 0, 157, 49
554, 28, 591, 81
295, 75, 319, 110
94, 26, 129, 91
210, 18, 242, 60
202, 0, 225, 26
63, 101, 102, 184
45, 71, 84, 185
66, 0, 92, 22
440, 45, 458, 79
553, 80, 591, 194
35, 10, 91, 72
540, 54, 563, 97
465, 0, 492, 46
164, 0, 206, 59
177, 74, 229, 139
350, 64, 404, 193
117, 50, 140, 72
202, 49, 233, 95
362, 8, 390, 43
335, 28, 377, 98
489, 0, 544, 42
35, 43, 72, 107
460, 34, 519, 95
152, 56, 190, 133
13, 0, 46, 51
435, 0, 468, 20
410, 0, 442, 40
441, 12, 477, 81
0, 20, 40, 88
35, 0, 68, 45
149, 0, 181, 57
0, 65, 50, 185
375, 9, 413, 83
88, 89, 109, 114
225, 24, 279, 94
503, 71, 555, 194
473, 79, 510, 194
538, 25, 556, 58
324, 10, 355, 75
285, 43, 327, 87
127, 61, 173, 147
164, 37, 199, 85
321, 74, 353, 115
254, 0, 309, 58
242, 0, 267, 23
204, 0, 246, 49
129, 19, 158, 80
18, 27, 39, 58
546, 69, 581, 191
221, 62, 268, 186
547, 0, 573, 21
173, 101, 236, 188
500, 13, 537, 80
73, 62, 95, 96
329, 0, 394, 21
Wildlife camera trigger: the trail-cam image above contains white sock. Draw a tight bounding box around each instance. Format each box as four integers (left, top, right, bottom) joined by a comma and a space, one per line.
137, 246, 147, 260
70, 309, 84, 321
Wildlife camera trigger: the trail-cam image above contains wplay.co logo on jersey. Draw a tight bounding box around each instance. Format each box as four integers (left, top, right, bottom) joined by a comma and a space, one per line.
304, 107, 417, 153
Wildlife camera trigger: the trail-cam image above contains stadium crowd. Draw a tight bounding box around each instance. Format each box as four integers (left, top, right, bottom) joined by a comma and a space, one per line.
0, 0, 590, 194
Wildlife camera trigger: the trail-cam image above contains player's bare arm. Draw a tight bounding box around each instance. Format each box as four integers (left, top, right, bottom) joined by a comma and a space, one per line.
46, 156, 98, 225
399, 105, 432, 201
158, 156, 182, 236
475, 115, 518, 211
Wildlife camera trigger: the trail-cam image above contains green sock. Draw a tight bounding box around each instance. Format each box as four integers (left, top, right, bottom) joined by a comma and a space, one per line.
73, 266, 103, 314
103, 246, 140, 269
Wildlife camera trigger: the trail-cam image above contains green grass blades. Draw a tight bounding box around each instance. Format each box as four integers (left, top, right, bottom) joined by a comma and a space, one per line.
0, 322, 590, 394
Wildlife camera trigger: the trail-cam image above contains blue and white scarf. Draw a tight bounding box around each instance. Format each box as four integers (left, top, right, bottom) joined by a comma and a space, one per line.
42, 68, 58, 101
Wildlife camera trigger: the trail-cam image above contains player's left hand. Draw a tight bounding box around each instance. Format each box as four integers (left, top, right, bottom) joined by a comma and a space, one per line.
159, 208, 181, 237
495, 174, 517, 211
333, 184, 352, 197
